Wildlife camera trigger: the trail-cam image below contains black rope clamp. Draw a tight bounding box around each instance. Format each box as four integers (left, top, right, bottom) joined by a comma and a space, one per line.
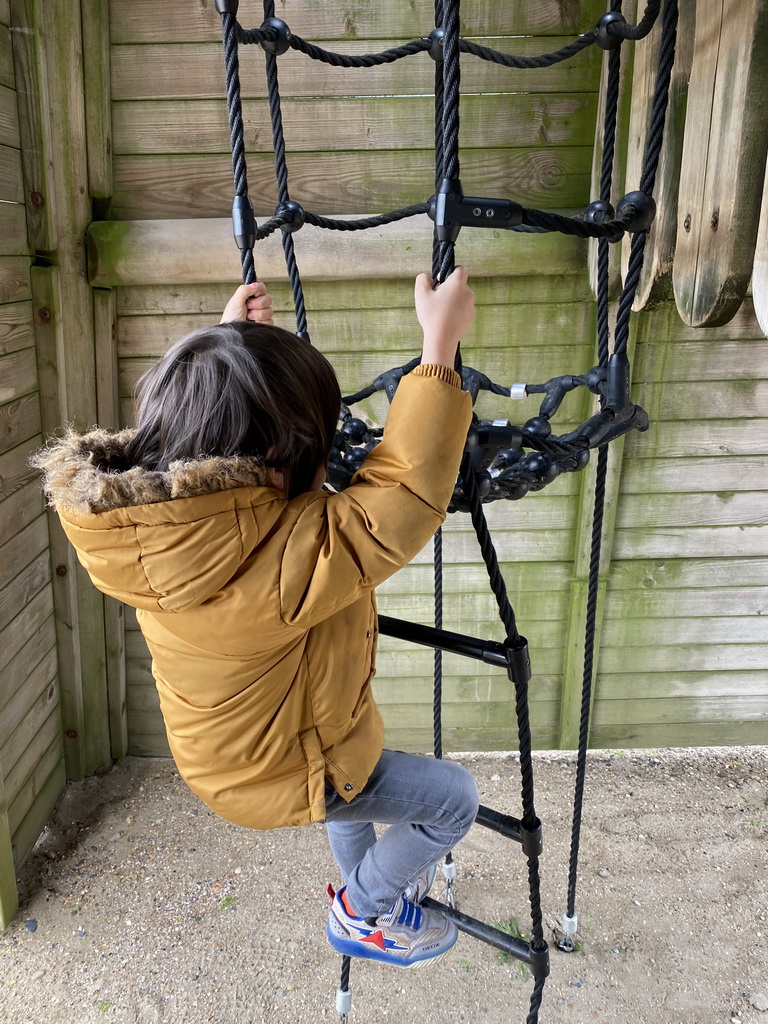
259, 17, 292, 55
427, 27, 445, 61
528, 940, 551, 981
275, 200, 305, 233
584, 199, 615, 225
519, 817, 544, 858
616, 190, 657, 232
504, 635, 531, 684
214, 0, 239, 13
595, 11, 626, 49
430, 178, 524, 242
231, 195, 256, 250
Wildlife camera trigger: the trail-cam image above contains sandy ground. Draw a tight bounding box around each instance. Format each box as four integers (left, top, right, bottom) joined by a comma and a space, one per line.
1, 747, 767, 1024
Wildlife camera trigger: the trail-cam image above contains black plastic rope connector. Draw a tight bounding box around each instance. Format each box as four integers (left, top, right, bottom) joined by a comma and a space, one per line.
429, 179, 524, 242
528, 940, 551, 981
259, 17, 292, 55
595, 11, 626, 49
275, 200, 305, 233
431, 177, 464, 243
215, 0, 239, 13
231, 194, 256, 250
616, 190, 657, 232
584, 199, 615, 225
504, 635, 531, 684
427, 27, 445, 61
519, 817, 544, 858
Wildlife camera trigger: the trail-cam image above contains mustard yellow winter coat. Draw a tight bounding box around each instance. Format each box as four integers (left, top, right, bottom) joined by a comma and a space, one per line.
34, 367, 472, 829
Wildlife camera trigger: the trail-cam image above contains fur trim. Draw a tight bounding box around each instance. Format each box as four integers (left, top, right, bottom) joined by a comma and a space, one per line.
31, 429, 269, 515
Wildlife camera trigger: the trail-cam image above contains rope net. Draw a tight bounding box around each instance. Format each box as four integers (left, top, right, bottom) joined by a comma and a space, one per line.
215, 0, 679, 1019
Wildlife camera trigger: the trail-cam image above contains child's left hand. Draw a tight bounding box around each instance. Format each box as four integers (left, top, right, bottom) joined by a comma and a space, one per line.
220, 282, 274, 324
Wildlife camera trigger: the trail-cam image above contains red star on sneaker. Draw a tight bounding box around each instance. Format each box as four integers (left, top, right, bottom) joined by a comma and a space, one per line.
360, 930, 386, 950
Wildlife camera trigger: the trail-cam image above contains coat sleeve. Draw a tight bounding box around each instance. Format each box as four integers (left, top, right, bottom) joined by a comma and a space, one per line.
278, 366, 473, 628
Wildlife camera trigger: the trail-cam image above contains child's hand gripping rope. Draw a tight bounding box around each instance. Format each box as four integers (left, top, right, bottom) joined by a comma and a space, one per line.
220, 281, 275, 325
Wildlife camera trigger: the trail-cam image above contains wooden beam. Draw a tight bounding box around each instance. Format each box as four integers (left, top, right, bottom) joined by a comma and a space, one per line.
673, 0, 768, 327
0, 767, 18, 928
10, 0, 55, 252
80, 0, 111, 199
622, 1, 694, 311
87, 216, 587, 287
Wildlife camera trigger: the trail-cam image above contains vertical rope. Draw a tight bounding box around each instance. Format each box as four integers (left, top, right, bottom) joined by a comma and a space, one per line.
436, 0, 460, 281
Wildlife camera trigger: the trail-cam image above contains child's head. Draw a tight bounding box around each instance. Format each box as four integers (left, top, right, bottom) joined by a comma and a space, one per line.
126, 321, 341, 498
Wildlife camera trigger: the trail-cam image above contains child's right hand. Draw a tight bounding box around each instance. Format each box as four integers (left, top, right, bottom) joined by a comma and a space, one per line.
414, 267, 475, 368
220, 281, 274, 325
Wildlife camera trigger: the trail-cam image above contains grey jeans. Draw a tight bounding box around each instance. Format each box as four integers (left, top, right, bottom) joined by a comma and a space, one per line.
324, 749, 479, 918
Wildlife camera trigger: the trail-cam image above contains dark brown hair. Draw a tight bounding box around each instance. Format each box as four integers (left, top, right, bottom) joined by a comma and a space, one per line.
124, 321, 341, 498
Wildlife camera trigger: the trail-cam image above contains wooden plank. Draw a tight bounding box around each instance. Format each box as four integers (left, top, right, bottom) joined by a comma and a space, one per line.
0, 24, 12, 89
0, 300, 33, 356
599, 643, 768, 675
0, 83, 19, 148
111, 39, 601, 102
0, 0, 9, 27
0, 394, 40, 457
0, 574, 52, 678
115, 274, 595, 316
612, 526, 768, 560
605, 587, 768, 620
622, 2, 694, 311
0, 346, 36, 403
0, 140, 22, 201
118, 302, 596, 357
0, 431, 40, 501
621, 456, 768, 495
109, 1, 606, 44
0, 201, 28, 257
0, 511, 47, 593
111, 147, 593, 221
591, 695, 768, 728
673, 0, 768, 327
638, 380, 768, 421
616, 492, 768, 530
0, 617, 55, 717
2, 675, 58, 794
602, 615, 767, 648
81, 0, 111, 198
753, 150, 768, 339
0, 549, 49, 636
590, 719, 768, 749
112, 93, 598, 155
624, 419, 768, 459
0, 768, 18, 928
10, 0, 56, 251
608, 556, 768, 591
0, 476, 45, 554
596, 670, 768, 701
634, 339, 768, 384
0, 256, 30, 302
7, 726, 63, 834
89, 216, 587, 287
9, 756, 64, 872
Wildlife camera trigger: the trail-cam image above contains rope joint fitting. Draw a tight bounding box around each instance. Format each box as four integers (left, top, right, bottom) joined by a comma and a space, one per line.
275, 200, 305, 233
584, 199, 615, 225
231, 194, 256, 250
429, 179, 524, 242
503, 635, 531, 684
595, 11, 626, 50
616, 190, 657, 233
529, 940, 551, 980
259, 17, 292, 55
519, 817, 543, 858
427, 27, 445, 61
214, 0, 239, 13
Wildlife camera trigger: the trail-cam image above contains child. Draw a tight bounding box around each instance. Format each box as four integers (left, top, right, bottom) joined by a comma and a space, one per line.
33, 269, 478, 969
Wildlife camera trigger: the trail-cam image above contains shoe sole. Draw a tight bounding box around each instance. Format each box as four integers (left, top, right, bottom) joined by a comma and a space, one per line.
326, 923, 456, 969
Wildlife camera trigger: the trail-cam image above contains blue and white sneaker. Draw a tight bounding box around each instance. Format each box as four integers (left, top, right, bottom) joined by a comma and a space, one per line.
326, 886, 457, 968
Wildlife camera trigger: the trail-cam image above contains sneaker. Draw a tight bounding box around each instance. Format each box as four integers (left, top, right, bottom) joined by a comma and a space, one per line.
403, 862, 438, 903
326, 886, 457, 968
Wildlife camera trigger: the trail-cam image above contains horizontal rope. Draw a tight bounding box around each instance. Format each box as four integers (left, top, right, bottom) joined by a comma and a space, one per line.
304, 204, 430, 231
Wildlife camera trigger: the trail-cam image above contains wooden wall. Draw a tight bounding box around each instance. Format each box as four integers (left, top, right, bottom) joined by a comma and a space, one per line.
0, 0, 64, 927
94, 0, 768, 756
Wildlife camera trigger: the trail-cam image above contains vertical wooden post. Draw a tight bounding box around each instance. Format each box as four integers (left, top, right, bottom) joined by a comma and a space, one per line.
0, 768, 18, 928
80, 0, 112, 201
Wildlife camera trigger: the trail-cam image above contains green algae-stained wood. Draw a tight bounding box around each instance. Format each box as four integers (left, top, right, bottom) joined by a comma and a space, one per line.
673, 0, 768, 327
0, 83, 18, 148
0, 771, 18, 928
80, 0, 112, 199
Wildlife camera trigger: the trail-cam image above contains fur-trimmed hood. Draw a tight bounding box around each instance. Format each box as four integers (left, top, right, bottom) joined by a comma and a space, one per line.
32, 429, 284, 613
